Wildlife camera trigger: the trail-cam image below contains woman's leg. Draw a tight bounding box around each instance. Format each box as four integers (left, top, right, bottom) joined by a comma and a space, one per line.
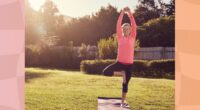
103, 62, 132, 106
102, 62, 126, 84
121, 65, 133, 105
102, 62, 122, 76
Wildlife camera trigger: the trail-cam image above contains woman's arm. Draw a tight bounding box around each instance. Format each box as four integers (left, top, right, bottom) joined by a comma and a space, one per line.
116, 10, 125, 39
127, 10, 137, 39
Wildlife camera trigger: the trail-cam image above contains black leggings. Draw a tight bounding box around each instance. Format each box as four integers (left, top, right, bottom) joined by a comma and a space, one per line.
102, 61, 133, 93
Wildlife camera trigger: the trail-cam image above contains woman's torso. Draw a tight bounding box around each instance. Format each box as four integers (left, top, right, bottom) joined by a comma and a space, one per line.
117, 36, 135, 64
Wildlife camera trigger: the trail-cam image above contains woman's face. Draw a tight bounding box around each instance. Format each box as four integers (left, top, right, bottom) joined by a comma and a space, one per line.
122, 25, 131, 37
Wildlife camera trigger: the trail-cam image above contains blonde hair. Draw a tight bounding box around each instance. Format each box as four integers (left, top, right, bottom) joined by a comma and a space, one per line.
121, 23, 131, 28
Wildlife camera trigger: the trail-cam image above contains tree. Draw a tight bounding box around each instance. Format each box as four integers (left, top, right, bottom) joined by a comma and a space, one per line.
40, 0, 64, 36
158, 0, 175, 16
58, 4, 119, 46
25, 0, 40, 45
134, 0, 162, 25
92, 5, 119, 41
165, 0, 175, 16
138, 0, 158, 10
137, 15, 175, 47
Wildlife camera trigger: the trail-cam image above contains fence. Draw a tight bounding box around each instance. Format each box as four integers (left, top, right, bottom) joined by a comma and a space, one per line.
134, 47, 174, 60
50, 46, 174, 60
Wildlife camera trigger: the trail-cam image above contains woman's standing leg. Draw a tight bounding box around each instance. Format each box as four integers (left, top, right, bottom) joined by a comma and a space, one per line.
103, 62, 132, 106
121, 64, 133, 105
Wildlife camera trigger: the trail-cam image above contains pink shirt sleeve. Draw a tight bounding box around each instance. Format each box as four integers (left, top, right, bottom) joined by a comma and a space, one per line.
127, 11, 137, 39
116, 11, 124, 39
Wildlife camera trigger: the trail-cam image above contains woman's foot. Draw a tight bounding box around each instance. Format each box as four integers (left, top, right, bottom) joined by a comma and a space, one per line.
121, 98, 128, 108
120, 102, 129, 108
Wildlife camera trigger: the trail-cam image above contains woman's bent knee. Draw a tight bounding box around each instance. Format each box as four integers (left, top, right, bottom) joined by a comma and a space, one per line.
102, 69, 113, 76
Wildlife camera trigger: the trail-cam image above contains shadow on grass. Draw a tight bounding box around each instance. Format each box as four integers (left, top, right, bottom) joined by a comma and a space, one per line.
26, 66, 80, 72
25, 67, 81, 83
82, 72, 175, 80
25, 72, 51, 83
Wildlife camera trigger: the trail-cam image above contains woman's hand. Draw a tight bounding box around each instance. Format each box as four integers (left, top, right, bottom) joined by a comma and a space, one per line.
123, 7, 130, 12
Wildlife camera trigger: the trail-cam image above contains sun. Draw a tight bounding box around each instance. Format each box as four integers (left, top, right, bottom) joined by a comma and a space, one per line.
28, 0, 46, 11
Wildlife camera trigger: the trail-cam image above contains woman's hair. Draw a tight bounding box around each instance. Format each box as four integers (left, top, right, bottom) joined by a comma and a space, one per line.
121, 23, 131, 29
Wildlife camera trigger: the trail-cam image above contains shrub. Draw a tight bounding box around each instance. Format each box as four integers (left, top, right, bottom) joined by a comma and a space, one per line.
25, 45, 42, 67
78, 43, 97, 60
98, 34, 140, 59
80, 59, 114, 74
98, 34, 117, 59
80, 59, 175, 79
25, 44, 81, 69
147, 59, 175, 78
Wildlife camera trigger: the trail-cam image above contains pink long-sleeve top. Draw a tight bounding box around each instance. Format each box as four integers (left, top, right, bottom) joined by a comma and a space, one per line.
116, 10, 137, 64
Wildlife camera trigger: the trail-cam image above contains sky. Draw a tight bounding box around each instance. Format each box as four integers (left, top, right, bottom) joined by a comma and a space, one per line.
29, 0, 170, 18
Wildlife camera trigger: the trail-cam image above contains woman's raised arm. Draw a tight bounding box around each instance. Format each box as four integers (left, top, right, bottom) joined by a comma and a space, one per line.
127, 10, 137, 39
116, 10, 125, 39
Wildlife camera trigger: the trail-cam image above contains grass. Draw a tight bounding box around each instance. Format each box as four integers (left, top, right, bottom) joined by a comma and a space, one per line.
25, 68, 175, 110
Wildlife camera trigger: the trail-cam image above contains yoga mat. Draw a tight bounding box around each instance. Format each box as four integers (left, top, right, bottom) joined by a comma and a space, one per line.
98, 97, 131, 110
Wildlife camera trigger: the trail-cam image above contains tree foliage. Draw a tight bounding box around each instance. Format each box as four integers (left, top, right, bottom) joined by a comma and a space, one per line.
137, 15, 175, 47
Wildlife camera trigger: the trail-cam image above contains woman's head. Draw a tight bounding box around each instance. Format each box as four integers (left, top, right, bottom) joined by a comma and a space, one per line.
122, 23, 131, 37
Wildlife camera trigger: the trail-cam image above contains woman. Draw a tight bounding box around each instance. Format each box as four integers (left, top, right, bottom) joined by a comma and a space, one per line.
102, 7, 137, 107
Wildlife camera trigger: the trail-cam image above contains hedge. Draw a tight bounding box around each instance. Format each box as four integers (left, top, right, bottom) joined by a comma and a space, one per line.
25, 45, 82, 69
80, 59, 175, 79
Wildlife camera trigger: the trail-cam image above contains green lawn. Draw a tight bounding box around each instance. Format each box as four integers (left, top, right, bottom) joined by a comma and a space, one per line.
25, 68, 175, 110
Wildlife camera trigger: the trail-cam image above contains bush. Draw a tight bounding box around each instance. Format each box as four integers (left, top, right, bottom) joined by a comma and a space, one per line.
80, 59, 114, 74
78, 43, 97, 60
25, 45, 82, 69
147, 59, 175, 78
80, 59, 175, 79
98, 34, 117, 59
25, 45, 41, 67
98, 34, 140, 59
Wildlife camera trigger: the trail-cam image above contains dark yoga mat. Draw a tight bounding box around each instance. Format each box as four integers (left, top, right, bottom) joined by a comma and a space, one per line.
97, 97, 131, 110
